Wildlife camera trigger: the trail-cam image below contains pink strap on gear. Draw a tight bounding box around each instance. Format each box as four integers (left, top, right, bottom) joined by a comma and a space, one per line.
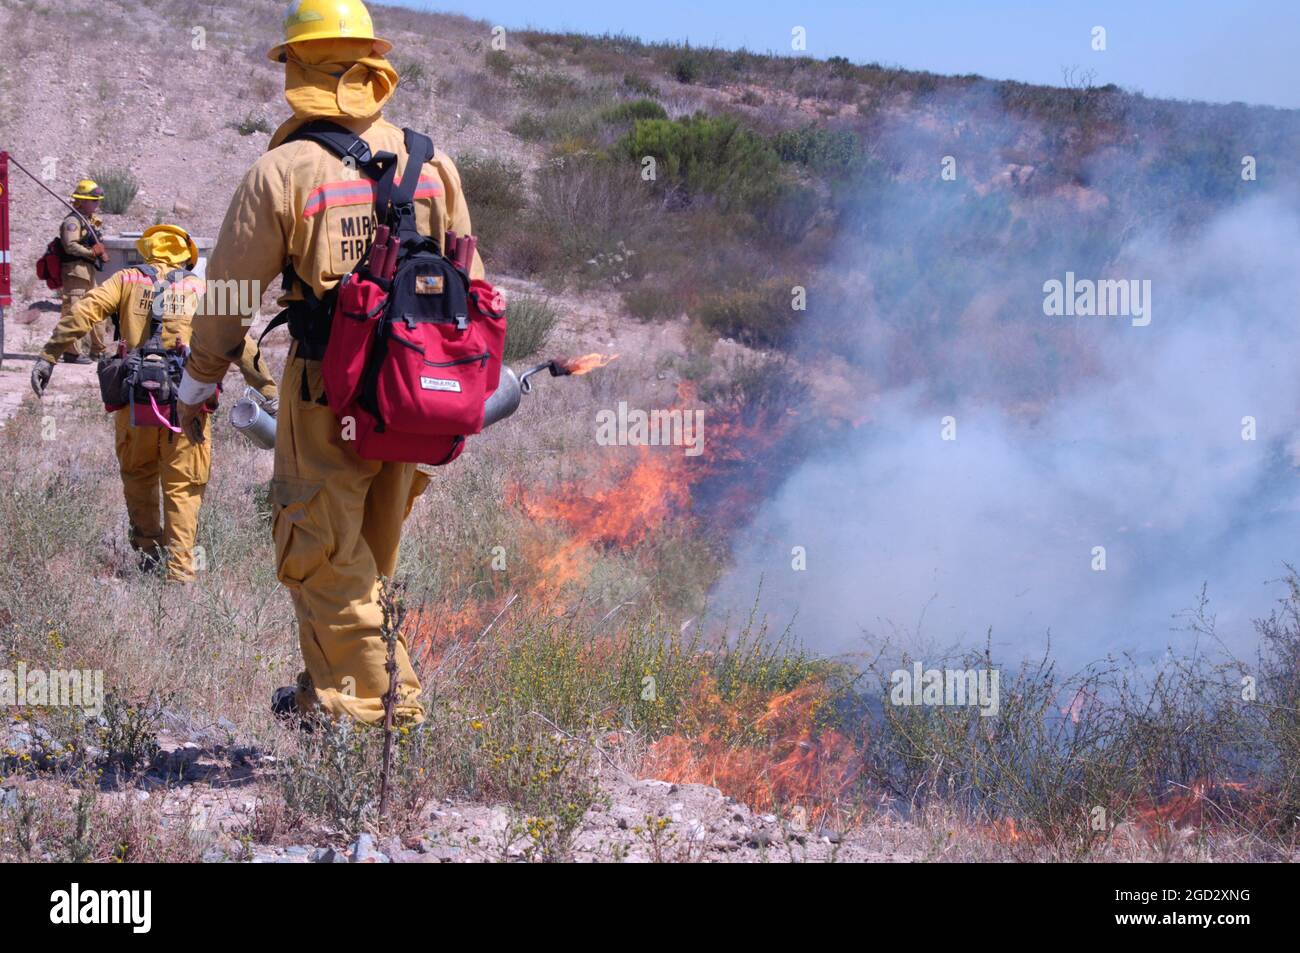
149, 393, 183, 433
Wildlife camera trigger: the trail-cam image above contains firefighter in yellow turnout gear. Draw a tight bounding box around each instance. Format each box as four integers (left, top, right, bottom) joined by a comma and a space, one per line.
31, 225, 279, 582
60, 180, 111, 363
179, 0, 483, 725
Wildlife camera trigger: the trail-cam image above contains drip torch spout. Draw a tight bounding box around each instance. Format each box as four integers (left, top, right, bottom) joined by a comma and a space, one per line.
518, 360, 563, 394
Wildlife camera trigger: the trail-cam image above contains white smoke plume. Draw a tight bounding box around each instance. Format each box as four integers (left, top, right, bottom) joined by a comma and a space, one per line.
711, 91, 1300, 670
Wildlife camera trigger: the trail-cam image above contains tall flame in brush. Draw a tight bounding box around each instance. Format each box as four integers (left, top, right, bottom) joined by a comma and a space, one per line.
1129, 779, 1259, 838
408, 353, 628, 651
644, 677, 863, 822
510, 380, 794, 555
503, 382, 863, 815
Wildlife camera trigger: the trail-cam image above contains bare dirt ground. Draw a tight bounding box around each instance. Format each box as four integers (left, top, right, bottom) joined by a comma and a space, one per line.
115, 731, 926, 863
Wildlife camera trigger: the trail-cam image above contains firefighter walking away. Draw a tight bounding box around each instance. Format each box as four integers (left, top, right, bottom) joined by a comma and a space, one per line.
31, 224, 279, 582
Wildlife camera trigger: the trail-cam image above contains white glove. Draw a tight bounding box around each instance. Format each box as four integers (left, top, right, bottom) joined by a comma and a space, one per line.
177, 369, 219, 407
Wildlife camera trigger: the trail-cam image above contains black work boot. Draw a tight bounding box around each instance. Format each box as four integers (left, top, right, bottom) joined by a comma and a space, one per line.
271, 686, 316, 732
137, 546, 166, 576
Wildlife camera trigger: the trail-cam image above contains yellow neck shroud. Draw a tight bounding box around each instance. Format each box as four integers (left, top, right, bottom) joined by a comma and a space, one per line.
271, 38, 398, 147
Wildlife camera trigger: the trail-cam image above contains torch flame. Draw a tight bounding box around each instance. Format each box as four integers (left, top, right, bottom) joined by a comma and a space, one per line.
559, 352, 619, 376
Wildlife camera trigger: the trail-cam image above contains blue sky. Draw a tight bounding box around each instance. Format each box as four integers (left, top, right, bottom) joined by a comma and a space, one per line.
392, 0, 1300, 109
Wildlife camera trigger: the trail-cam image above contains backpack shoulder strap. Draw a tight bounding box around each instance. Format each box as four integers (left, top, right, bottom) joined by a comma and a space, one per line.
279, 121, 401, 308
133, 263, 168, 343
398, 129, 434, 200
283, 119, 398, 184
391, 129, 435, 243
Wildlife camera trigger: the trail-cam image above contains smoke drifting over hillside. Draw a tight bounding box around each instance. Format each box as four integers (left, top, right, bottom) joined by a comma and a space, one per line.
712, 95, 1300, 669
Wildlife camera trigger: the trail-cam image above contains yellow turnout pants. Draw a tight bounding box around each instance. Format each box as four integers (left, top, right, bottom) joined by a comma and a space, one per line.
114, 408, 210, 582
271, 346, 428, 724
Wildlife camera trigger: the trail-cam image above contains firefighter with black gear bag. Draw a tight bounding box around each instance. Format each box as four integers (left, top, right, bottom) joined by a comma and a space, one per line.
31, 225, 279, 582
179, 0, 509, 726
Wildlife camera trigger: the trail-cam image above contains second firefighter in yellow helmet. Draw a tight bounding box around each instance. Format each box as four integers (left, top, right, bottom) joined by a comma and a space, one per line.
30, 224, 279, 582
58, 179, 109, 363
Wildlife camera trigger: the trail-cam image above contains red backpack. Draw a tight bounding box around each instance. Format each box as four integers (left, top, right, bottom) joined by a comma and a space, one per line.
36, 216, 102, 290
35, 238, 64, 290
261, 122, 507, 466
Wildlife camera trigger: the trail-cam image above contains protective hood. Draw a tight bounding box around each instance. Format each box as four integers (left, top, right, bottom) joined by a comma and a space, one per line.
137, 225, 199, 270
272, 38, 397, 145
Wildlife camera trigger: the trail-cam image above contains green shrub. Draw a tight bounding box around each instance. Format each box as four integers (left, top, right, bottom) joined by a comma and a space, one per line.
503, 294, 559, 362
827, 55, 856, 80
622, 283, 679, 321
622, 72, 658, 97
617, 113, 785, 214
89, 167, 138, 214
457, 154, 527, 209
772, 124, 863, 177
537, 102, 605, 150
485, 48, 512, 79
278, 717, 437, 838
762, 179, 822, 240
671, 54, 700, 84
527, 154, 655, 266
491, 227, 565, 277
696, 283, 794, 347
392, 57, 430, 92
455, 154, 527, 264
510, 101, 606, 149
231, 113, 272, 136
512, 67, 580, 108
509, 112, 547, 141
602, 98, 668, 125
97, 692, 166, 772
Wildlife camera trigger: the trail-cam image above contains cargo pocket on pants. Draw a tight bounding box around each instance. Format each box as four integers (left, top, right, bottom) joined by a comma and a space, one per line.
271, 477, 330, 591
172, 427, 212, 486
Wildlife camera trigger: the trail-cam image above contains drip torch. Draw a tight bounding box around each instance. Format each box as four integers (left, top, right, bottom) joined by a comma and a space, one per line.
231, 355, 610, 449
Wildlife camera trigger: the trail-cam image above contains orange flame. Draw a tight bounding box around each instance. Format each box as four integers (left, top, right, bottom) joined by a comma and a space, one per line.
986, 818, 1025, 845
513, 445, 692, 549
560, 352, 619, 375
644, 677, 863, 822
975, 777, 1261, 851
1130, 779, 1255, 836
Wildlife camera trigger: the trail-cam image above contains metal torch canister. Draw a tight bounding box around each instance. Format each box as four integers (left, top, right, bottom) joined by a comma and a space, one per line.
482, 365, 522, 429
230, 388, 277, 450
482, 361, 566, 429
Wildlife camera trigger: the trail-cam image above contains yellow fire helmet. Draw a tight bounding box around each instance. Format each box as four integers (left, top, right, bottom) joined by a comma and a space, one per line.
267, 0, 392, 62
137, 224, 200, 270
70, 179, 105, 202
